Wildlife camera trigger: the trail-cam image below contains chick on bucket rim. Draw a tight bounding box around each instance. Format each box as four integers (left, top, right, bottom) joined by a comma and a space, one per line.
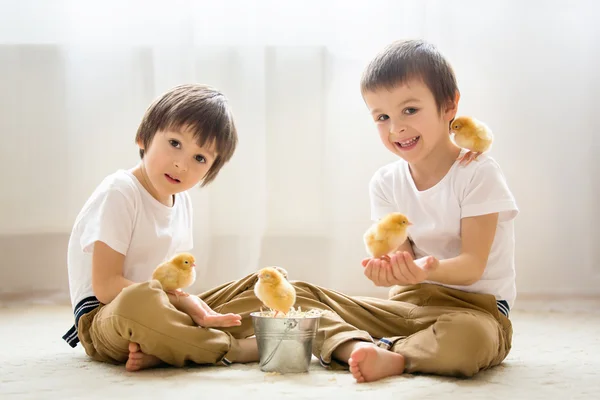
254, 266, 296, 317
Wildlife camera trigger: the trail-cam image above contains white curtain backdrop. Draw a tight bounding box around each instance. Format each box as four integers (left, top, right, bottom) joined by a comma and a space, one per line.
0, 0, 598, 301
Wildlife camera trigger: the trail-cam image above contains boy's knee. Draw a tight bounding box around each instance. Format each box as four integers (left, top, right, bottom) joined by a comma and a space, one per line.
436, 313, 498, 377
111, 280, 167, 321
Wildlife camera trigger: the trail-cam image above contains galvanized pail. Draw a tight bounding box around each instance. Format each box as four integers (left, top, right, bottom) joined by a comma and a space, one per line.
250, 312, 320, 373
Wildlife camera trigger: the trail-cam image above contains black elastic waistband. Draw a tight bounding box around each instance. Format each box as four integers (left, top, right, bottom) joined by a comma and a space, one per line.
62, 296, 100, 348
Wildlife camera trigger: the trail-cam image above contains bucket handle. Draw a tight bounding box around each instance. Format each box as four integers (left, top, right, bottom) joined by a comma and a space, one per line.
260, 319, 299, 367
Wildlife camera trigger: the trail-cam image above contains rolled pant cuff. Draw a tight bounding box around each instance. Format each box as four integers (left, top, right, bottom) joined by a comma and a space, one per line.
376, 336, 404, 350
219, 335, 241, 366
319, 331, 373, 370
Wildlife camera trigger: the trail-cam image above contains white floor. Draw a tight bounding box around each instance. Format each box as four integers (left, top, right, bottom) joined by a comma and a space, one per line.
1, 300, 599, 400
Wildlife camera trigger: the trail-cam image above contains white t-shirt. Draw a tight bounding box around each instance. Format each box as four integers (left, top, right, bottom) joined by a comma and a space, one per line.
369, 150, 518, 308
66, 169, 194, 310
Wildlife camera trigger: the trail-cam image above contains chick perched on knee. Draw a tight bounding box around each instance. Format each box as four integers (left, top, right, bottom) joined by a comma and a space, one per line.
151, 253, 196, 299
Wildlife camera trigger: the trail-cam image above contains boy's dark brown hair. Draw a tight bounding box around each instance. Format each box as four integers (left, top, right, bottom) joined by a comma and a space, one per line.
135, 84, 238, 186
360, 39, 459, 113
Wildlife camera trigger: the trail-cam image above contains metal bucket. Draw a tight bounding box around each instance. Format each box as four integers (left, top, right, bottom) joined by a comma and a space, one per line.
250, 312, 320, 373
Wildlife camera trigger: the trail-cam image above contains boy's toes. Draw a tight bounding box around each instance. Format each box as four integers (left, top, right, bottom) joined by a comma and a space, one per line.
125, 342, 162, 372
125, 357, 141, 372
350, 367, 365, 383
348, 357, 365, 383
128, 351, 144, 360
125, 351, 162, 372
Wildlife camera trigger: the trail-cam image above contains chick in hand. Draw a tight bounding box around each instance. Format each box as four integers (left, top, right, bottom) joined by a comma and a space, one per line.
254, 267, 296, 317
152, 253, 196, 299
451, 116, 494, 166
364, 212, 412, 260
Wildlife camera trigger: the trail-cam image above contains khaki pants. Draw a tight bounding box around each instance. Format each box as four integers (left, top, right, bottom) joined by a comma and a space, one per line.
78, 273, 512, 377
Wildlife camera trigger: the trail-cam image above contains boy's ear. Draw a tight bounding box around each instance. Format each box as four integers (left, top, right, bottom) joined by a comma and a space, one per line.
444, 91, 460, 121
136, 138, 145, 150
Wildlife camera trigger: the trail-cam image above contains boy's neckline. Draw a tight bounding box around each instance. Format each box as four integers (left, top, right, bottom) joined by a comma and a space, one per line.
405, 148, 467, 193
125, 169, 177, 210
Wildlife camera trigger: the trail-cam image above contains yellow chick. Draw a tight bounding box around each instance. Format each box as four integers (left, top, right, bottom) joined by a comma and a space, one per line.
151, 253, 196, 299
451, 116, 494, 166
364, 212, 412, 260
254, 267, 296, 317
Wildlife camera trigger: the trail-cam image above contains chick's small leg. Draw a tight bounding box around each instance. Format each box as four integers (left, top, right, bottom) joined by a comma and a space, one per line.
166, 289, 189, 302
165, 290, 180, 302
457, 151, 481, 166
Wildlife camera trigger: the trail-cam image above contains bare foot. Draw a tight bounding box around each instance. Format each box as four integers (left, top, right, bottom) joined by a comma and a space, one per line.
125, 342, 162, 372
183, 296, 242, 328
348, 344, 405, 383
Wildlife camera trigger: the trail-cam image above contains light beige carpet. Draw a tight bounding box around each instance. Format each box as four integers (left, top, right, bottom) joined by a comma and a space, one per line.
1, 300, 599, 400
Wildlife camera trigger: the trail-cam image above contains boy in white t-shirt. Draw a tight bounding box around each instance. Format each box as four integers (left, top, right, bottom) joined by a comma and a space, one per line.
344, 39, 518, 381
62, 84, 260, 371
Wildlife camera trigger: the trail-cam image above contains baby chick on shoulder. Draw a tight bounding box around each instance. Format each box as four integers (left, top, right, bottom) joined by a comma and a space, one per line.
254, 267, 296, 317
364, 212, 412, 260
451, 116, 494, 166
152, 253, 196, 299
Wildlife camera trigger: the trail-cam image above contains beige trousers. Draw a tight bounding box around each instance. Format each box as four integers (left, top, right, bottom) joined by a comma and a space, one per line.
78, 273, 512, 377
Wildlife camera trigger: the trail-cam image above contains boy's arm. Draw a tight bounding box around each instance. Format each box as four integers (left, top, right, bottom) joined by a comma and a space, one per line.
92, 241, 185, 306
92, 241, 193, 307
91, 240, 135, 304
428, 158, 517, 286
365, 213, 498, 288
91, 241, 241, 327
426, 212, 498, 285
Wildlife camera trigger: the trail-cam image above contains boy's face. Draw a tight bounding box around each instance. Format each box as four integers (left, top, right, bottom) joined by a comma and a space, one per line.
138, 127, 216, 203
363, 79, 457, 165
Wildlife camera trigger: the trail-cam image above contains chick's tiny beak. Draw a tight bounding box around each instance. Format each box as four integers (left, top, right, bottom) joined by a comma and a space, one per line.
407, 221, 413, 226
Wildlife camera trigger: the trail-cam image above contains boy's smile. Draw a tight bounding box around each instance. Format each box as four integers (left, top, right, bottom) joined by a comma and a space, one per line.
394, 135, 420, 151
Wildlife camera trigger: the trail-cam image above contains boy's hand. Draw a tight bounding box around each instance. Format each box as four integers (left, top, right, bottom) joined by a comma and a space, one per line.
172, 294, 242, 328
361, 252, 438, 287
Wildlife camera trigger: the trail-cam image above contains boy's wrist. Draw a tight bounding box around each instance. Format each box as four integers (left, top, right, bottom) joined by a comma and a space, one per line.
426, 254, 482, 286
414, 255, 439, 283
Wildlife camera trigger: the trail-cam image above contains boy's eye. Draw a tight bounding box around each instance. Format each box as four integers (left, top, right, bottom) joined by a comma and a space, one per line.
377, 114, 389, 122
195, 155, 206, 163
169, 139, 181, 148
403, 108, 418, 115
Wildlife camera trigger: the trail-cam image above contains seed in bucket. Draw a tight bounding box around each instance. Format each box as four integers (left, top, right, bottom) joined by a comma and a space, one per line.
254, 266, 296, 317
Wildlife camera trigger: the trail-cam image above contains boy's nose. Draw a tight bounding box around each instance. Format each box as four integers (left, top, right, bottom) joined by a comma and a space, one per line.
390, 124, 407, 135
389, 118, 407, 135
173, 160, 187, 171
